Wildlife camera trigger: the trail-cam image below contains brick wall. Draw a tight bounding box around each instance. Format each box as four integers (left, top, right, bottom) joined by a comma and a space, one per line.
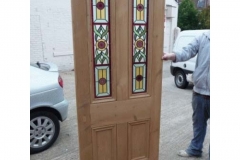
30, 0, 74, 71
30, 15, 44, 63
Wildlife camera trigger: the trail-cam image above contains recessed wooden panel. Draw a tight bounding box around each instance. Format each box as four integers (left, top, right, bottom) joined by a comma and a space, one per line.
128, 120, 150, 160
117, 123, 128, 160
92, 125, 117, 160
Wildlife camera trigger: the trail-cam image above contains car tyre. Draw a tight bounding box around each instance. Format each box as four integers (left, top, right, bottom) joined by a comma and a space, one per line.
174, 69, 189, 89
30, 111, 60, 154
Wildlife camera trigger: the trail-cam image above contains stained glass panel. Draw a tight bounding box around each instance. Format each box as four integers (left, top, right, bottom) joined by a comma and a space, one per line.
95, 66, 110, 97
94, 25, 109, 65
133, 0, 147, 24
132, 0, 148, 94
92, 0, 111, 98
133, 64, 146, 93
133, 25, 147, 62
93, 0, 109, 23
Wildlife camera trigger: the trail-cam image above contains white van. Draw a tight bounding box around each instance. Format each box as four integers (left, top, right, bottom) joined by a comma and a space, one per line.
171, 29, 209, 89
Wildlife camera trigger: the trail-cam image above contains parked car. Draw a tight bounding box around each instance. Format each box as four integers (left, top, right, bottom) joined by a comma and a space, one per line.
170, 29, 209, 89
30, 62, 68, 154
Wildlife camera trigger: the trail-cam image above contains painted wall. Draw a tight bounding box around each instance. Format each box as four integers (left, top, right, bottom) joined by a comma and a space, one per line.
164, 0, 179, 53
30, 0, 74, 71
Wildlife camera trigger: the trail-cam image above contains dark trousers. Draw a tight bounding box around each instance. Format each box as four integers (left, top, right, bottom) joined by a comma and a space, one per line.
186, 92, 210, 157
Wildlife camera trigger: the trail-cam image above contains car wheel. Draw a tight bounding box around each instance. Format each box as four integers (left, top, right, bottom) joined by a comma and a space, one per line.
174, 70, 189, 89
30, 111, 60, 154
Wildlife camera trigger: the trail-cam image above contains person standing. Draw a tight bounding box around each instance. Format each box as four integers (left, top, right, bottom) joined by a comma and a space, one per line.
162, 30, 210, 157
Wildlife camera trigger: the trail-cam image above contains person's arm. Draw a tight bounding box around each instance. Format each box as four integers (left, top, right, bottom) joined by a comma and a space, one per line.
162, 52, 176, 61
162, 34, 202, 62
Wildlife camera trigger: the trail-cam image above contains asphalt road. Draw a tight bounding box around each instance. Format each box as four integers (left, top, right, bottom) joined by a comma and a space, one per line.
30, 61, 210, 160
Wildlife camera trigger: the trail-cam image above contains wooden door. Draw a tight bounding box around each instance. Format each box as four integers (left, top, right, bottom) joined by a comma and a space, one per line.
71, 0, 164, 159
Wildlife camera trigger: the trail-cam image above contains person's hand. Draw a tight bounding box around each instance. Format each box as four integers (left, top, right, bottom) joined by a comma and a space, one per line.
162, 53, 176, 61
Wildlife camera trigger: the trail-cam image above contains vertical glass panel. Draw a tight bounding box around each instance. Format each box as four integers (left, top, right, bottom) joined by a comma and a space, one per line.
132, 0, 148, 94
93, 0, 109, 23
92, 0, 111, 98
133, 0, 147, 24
94, 25, 109, 65
133, 64, 146, 93
95, 66, 110, 97
133, 25, 147, 63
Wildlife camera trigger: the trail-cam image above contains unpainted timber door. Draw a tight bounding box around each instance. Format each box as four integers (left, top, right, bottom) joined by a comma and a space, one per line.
71, 0, 165, 159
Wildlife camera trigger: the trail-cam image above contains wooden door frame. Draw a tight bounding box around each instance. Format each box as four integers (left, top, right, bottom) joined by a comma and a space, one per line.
71, 0, 165, 159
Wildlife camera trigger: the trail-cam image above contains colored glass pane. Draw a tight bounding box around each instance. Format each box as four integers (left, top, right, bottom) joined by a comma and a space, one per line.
133, 25, 147, 63
92, 0, 111, 98
95, 66, 110, 97
133, 0, 147, 24
93, 0, 109, 23
133, 64, 146, 93
132, 0, 148, 94
94, 25, 109, 65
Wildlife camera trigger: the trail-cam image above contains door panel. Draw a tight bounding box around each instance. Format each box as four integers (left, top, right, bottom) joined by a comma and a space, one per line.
117, 123, 128, 160
90, 98, 152, 127
128, 120, 150, 160
92, 125, 116, 160
71, 0, 164, 159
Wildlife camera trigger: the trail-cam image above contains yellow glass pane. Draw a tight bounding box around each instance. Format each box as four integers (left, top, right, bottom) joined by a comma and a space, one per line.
139, 79, 143, 89
136, 67, 140, 76
139, 67, 143, 89
136, 0, 145, 21
139, 66, 143, 76
140, 11, 144, 20
103, 84, 107, 93
98, 69, 103, 93
136, 67, 140, 89
97, 9, 101, 19
101, 9, 105, 19
103, 69, 107, 78
136, 81, 139, 89
137, 11, 140, 20
102, 69, 107, 93
96, 0, 106, 20
96, 8, 106, 19
98, 69, 103, 78
99, 84, 103, 93
136, 11, 144, 21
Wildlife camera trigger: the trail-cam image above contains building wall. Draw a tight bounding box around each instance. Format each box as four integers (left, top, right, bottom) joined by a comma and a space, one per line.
30, 15, 44, 62
30, 0, 74, 71
164, 0, 179, 53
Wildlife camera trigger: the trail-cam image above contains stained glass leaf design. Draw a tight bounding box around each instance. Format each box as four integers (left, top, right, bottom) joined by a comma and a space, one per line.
94, 26, 101, 41
134, 49, 146, 62
95, 51, 102, 64
101, 26, 108, 38
101, 50, 109, 64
